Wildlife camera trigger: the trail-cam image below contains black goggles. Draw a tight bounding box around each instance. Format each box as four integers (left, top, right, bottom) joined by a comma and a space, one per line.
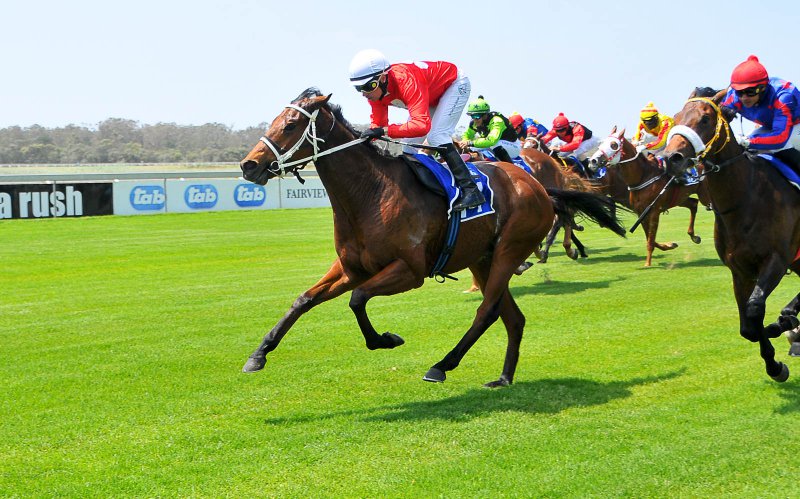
642, 116, 659, 125
735, 86, 764, 97
354, 77, 381, 93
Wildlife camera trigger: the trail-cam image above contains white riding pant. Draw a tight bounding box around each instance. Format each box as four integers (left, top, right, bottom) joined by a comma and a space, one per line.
402, 73, 471, 153
558, 135, 601, 161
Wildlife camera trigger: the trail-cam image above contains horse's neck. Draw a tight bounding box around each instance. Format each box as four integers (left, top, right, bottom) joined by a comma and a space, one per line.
617, 144, 656, 186
704, 146, 756, 215
313, 134, 400, 216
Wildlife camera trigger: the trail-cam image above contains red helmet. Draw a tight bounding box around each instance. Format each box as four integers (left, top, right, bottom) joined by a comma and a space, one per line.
730, 55, 769, 90
552, 113, 569, 130
508, 113, 524, 129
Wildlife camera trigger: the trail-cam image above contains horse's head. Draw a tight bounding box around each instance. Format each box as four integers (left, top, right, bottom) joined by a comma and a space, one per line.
240, 88, 341, 185
664, 89, 737, 178
588, 126, 625, 171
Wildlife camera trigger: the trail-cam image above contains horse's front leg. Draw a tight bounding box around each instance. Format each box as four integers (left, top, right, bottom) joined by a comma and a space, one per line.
242, 259, 356, 373
349, 259, 424, 350
680, 197, 702, 244
734, 256, 790, 381
538, 217, 561, 263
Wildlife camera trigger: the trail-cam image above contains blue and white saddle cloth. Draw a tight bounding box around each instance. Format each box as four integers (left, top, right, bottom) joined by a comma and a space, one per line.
412, 154, 495, 221
759, 153, 800, 191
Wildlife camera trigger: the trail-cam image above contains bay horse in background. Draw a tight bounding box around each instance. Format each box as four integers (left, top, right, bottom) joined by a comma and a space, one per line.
239, 88, 627, 387
518, 145, 603, 262
456, 142, 597, 262
664, 89, 800, 382
525, 135, 632, 210
589, 127, 711, 267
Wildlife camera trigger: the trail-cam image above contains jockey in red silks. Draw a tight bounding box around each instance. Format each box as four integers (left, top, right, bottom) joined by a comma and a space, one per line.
721, 55, 800, 169
349, 49, 484, 211
540, 112, 601, 176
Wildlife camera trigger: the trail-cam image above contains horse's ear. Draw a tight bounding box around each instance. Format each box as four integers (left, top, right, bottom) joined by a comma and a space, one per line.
307, 94, 332, 111
619, 127, 626, 138
712, 89, 726, 104
610, 125, 617, 134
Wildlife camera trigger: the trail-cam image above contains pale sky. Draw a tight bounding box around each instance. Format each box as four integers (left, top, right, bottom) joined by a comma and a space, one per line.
3, 0, 799, 138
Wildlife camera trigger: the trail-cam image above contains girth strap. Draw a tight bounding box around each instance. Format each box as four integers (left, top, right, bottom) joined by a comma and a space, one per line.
430, 213, 461, 281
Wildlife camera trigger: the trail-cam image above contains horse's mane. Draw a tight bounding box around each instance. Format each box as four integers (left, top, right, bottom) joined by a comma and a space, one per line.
292, 87, 392, 157
692, 86, 720, 98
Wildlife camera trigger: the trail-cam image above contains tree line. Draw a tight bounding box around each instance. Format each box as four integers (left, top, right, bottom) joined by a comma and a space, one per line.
0, 119, 271, 164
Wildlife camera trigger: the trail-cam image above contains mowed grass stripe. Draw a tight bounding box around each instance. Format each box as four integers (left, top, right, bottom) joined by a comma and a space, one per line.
1, 206, 799, 497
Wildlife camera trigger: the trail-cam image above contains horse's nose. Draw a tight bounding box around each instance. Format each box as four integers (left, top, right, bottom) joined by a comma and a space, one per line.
666, 152, 687, 176
240, 159, 259, 181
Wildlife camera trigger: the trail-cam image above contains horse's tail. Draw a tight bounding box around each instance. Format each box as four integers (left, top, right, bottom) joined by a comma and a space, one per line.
546, 188, 628, 237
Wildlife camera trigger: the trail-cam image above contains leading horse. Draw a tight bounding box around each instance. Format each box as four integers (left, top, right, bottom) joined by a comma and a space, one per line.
589, 127, 711, 267
663, 89, 800, 382
239, 88, 626, 387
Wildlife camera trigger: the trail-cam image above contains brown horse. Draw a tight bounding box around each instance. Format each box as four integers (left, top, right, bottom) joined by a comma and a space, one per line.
519, 146, 600, 262
663, 90, 800, 382
589, 127, 711, 267
525, 135, 631, 209
239, 88, 626, 387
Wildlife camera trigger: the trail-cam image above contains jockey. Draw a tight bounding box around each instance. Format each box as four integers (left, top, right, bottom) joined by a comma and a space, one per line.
508, 112, 548, 140
349, 49, 484, 211
459, 96, 521, 163
540, 113, 601, 176
632, 102, 674, 153
721, 55, 800, 169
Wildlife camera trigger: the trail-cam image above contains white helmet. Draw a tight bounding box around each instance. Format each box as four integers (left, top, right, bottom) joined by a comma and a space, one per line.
349, 49, 390, 83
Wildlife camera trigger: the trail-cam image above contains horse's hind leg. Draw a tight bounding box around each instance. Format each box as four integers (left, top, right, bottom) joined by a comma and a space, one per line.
562, 224, 579, 260
243, 259, 355, 373
539, 217, 561, 263
571, 232, 587, 258
765, 291, 800, 355
349, 259, 423, 350
424, 259, 521, 386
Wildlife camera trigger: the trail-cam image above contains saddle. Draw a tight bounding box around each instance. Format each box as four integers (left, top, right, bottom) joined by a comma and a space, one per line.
400, 154, 446, 196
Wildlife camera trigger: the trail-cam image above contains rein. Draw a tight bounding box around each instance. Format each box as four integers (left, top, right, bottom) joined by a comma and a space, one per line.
666, 97, 732, 167
260, 104, 367, 182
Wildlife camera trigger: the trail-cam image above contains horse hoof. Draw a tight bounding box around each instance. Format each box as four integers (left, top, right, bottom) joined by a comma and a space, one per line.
462, 286, 480, 294
483, 378, 511, 388
785, 326, 800, 344
779, 315, 800, 331
789, 342, 800, 357
423, 367, 446, 383
514, 261, 533, 275
383, 332, 405, 348
668, 242, 679, 250
567, 249, 579, 260
242, 356, 266, 373
770, 362, 790, 382
691, 235, 702, 244
574, 225, 585, 232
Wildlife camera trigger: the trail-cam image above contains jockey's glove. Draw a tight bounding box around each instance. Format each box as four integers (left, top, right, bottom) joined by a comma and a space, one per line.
635, 144, 647, 153
739, 136, 751, 148
361, 127, 385, 140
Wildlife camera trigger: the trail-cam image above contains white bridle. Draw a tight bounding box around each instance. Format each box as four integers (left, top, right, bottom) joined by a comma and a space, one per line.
590, 135, 641, 166
666, 125, 706, 157
259, 103, 366, 177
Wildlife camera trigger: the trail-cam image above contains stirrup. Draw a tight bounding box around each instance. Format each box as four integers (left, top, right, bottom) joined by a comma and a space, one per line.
453, 189, 485, 211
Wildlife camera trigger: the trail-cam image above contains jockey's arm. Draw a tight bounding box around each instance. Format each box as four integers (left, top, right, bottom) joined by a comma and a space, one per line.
470, 117, 504, 149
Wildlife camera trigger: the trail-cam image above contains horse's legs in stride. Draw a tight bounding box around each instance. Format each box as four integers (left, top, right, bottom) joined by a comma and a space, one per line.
424, 260, 520, 387
642, 211, 677, 267
571, 231, 587, 258
243, 259, 355, 373
733, 256, 790, 381
539, 217, 561, 263
349, 259, 422, 350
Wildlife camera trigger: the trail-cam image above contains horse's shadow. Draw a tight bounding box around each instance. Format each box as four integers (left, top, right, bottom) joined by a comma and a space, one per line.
263, 370, 685, 425
511, 276, 625, 297
773, 378, 800, 414
660, 257, 722, 269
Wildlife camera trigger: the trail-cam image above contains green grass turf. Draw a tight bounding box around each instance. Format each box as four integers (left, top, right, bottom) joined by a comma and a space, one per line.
2, 206, 799, 497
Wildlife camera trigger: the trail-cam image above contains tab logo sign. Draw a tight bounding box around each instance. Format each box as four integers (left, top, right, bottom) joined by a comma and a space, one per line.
130, 185, 166, 211
234, 183, 266, 207
185, 184, 218, 209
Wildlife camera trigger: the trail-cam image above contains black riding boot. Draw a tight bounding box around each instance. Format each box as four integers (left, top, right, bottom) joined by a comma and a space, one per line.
774, 148, 800, 176
491, 146, 514, 163
442, 143, 486, 211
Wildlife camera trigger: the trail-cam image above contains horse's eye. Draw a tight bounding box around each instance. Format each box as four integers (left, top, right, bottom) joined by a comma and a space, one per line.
699, 115, 710, 126
610, 142, 619, 151
284, 123, 296, 132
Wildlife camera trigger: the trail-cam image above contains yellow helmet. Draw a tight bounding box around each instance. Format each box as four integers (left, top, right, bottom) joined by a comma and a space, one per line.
640, 101, 659, 120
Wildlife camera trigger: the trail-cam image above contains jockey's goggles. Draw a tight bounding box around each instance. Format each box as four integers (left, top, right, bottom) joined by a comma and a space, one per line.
735, 86, 765, 98
354, 77, 381, 93
554, 127, 568, 134
469, 113, 486, 120
642, 116, 659, 126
